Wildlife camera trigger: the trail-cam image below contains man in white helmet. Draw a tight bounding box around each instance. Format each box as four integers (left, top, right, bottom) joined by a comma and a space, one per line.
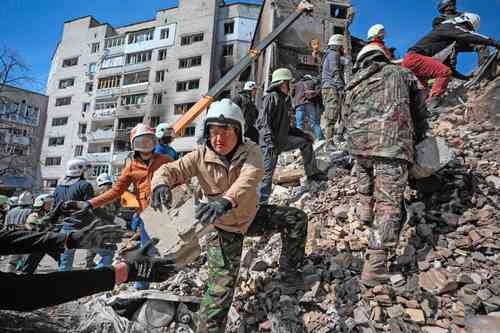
4, 191, 34, 272
20, 194, 61, 274
151, 99, 309, 332
321, 34, 346, 144
257, 68, 327, 204
154, 123, 178, 160
367, 24, 394, 59
403, 12, 500, 109
433, 0, 462, 28
232, 81, 259, 143
54, 158, 95, 271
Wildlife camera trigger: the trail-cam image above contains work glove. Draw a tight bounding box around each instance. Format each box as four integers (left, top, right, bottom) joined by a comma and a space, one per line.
150, 185, 172, 212
125, 239, 176, 282
195, 198, 232, 226
66, 220, 125, 250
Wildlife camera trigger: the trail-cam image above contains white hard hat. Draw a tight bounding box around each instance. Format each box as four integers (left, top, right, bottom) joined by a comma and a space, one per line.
8, 196, 18, 207
367, 24, 385, 41
155, 123, 174, 139
130, 123, 157, 152
243, 81, 257, 91
18, 191, 34, 206
443, 12, 481, 31
328, 34, 344, 46
203, 98, 246, 141
355, 44, 389, 67
96, 173, 113, 187
66, 158, 92, 177
271, 68, 293, 84
34, 194, 53, 208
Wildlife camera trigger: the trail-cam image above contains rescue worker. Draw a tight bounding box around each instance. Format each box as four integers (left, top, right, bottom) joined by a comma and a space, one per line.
257, 68, 327, 204
321, 34, 346, 144
20, 194, 61, 274
433, 0, 462, 28
150, 99, 308, 332
75, 123, 172, 289
7, 196, 19, 210
344, 44, 429, 287
54, 158, 95, 271
232, 81, 260, 143
85, 173, 119, 269
402, 12, 500, 109
293, 74, 324, 141
155, 123, 178, 160
5, 191, 33, 272
367, 24, 392, 59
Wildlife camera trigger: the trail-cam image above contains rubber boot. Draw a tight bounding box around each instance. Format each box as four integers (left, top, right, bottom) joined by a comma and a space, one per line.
358, 194, 374, 225
361, 249, 390, 288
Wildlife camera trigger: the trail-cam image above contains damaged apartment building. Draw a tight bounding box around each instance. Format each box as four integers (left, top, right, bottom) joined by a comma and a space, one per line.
40, 0, 260, 191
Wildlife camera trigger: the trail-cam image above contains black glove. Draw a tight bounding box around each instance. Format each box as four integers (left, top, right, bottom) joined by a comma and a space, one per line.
150, 185, 172, 212
195, 198, 232, 225
125, 239, 176, 282
66, 220, 125, 250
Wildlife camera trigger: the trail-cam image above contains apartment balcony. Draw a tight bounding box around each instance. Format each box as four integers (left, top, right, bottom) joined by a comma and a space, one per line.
112, 151, 131, 164
11, 136, 31, 146
121, 82, 149, 95
91, 109, 117, 121
86, 152, 112, 163
117, 104, 146, 118
95, 87, 121, 99
123, 62, 150, 74
87, 129, 114, 142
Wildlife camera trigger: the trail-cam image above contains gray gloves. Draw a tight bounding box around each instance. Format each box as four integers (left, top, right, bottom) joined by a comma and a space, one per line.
150, 185, 172, 212
66, 220, 125, 250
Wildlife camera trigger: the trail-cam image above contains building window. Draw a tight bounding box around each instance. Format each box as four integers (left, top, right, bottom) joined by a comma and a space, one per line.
153, 93, 163, 105
101, 56, 124, 69
178, 56, 202, 69
78, 123, 87, 135
150, 116, 160, 127
223, 44, 234, 57
74, 145, 84, 157
95, 102, 117, 110
62, 57, 78, 68
104, 36, 124, 48
91, 42, 100, 53
181, 33, 204, 46
52, 117, 68, 127
82, 103, 90, 112
180, 126, 196, 137
98, 75, 121, 89
59, 78, 75, 89
55, 96, 72, 106
90, 164, 110, 178
123, 70, 149, 85
176, 79, 200, 92
44, 179, 58, 188
224, 21, 235, 35
121, 93, 147, 105
155, 70, 165, 82
174, 102, 195, 115
88, 63, 97, 73
158, 49, 168, 61
160, 28, 170, 39
127, 29, 154, 44
85, 82, 94, 93
126, 50, 152, 65
48, 136, 65, 146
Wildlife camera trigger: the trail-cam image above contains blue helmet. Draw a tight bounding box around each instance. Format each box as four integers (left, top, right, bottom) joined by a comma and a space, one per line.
437, 0, 456, 13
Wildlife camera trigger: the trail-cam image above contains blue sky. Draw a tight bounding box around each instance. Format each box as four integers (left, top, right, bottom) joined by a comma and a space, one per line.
1, 0, 499, 93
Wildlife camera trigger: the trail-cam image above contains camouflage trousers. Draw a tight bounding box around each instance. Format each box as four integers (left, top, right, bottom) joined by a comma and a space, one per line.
355, 156, 408, 250
199, 205, 308, 333
321, 88, 342, 142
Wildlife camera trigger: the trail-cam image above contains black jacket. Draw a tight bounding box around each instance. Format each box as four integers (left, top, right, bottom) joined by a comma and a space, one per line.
232, 91, 258, 128
432, 12, 462, 29
0, 228, 115, 311
409, 23, 496, 58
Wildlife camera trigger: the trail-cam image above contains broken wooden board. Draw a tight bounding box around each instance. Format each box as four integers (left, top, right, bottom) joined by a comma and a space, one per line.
273, 168, 304, 185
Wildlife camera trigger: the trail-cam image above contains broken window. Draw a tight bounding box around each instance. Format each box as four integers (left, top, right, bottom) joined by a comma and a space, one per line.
176, 79, 200, 92
181, 33, 204, 46
174, 102, 195, 115
121, 93, 147, 105
158, 49, 168, 61
105, 36, 124, 48
179, 56, 202, 69
48, 136, 65, 146
224, 21, 235, 35
160, 28, 170, 40
55, 96, 72, 106
98, 75, 121, 89
155, 70, 165, 82
62, 57, 78, 68
223, 44, 234, 57
153, 93, 163, 105
59, 78, 75, 89
126, 50, 152, 65
127, 29, 154, 44
330, 4, 348, 18
52, 117, 68, 126
91, 42, 100, 53
123, 70, 149, 85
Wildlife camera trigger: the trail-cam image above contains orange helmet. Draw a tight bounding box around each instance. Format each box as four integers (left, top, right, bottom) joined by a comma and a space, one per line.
130, 124, 157, 152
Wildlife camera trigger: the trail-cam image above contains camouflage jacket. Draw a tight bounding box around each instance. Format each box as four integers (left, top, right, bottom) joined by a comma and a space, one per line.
343, 62, 429, 163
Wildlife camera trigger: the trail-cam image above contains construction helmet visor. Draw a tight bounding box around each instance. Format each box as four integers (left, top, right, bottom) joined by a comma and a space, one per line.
132, 134, 157, 152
